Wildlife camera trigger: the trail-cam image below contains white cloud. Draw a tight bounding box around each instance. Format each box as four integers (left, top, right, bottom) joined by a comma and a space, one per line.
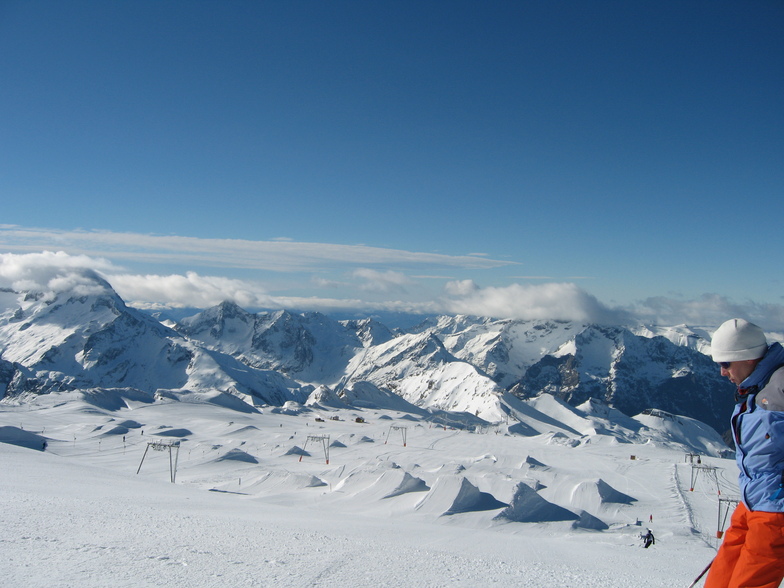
436, 284, 784, 331
444, 279, 480, 297
352, 268, 414, 293
311, 276, 347, 289
0, 226, 513, 272
108, 272, 276, 309
440, 281, 627, 324
0, 252, 271, 310
0, 251, 116, 293
626, 294, 784, 332
4, 249, 784, 332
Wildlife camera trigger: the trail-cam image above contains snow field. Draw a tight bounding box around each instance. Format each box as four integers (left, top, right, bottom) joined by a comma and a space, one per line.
1, 394, 731, 587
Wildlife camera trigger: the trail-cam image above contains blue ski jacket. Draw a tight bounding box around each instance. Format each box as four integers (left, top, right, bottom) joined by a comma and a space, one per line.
732, 342, 784, 512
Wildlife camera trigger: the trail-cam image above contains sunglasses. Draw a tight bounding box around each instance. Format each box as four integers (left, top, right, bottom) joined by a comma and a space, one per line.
718, 362, 732, 369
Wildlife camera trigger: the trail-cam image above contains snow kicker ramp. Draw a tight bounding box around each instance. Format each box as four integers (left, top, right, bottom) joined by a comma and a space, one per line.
494, 482, 578, 523
415, 475, 507, 516
333, 463, 430, 501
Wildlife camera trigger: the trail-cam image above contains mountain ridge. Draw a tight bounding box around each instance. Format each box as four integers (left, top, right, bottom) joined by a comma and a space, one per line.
0, 276, 736, 437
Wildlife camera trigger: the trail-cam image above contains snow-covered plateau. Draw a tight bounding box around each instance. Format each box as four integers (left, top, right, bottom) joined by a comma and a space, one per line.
2, 389, 733, 587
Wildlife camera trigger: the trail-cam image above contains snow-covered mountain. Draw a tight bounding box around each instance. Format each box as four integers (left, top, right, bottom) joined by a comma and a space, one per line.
0, 273, 308, 407
176, 302, 364, 384
412, 316, 735, 434
0, 275, 736, 437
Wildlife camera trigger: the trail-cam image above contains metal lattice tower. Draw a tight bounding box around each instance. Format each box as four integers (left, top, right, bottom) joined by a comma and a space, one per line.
690, 464, 720, 495
385, 425, 408, 447
136, 440, 181, 483
717, 497, 740, 539
299, 434, 330, 464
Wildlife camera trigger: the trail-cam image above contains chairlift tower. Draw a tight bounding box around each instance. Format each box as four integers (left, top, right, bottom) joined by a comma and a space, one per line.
299, 434, 330, 464
385, 425, 408, 447
690, 464, 720, 495
717, 497, 740, 539
137, 440, 181, 483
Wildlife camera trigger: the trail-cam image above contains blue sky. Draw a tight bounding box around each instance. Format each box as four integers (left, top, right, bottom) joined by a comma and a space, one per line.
1, 1, 783, 329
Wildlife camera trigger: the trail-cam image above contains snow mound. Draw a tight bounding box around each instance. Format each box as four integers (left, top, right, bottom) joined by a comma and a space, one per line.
270, 402, 311, 416
305, 385, 349, 409
572, 510, 609, 531
545, 432, 581, 447
570, 479, 636, 507
494, 482, 578, 523
341, 381, 425, 413
332, 464, 429, 501
595, 478, 636, 504
239, 471, 327, 494
228, 425, 260, 435
80, 388, 155, 411
216, 448, 258, 464
524, 455, 549, 469
284, 445, 309, 456
155, 428, 192, 438
335, 461, 430, 501
195, 391, 261, 413
102, 425, 132, 436
416, 476, 506, 516
383, 471, 430, 499
116, 419, 143, 429
0, 426, 46, 451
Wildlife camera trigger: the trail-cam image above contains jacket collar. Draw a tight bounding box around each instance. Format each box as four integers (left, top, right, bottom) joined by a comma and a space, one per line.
738, 342, 784, 395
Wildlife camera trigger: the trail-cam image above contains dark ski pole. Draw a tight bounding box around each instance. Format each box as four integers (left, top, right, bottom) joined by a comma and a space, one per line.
687, 558, 714, 588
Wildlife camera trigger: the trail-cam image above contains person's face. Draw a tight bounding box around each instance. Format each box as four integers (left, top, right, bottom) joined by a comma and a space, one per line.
719, 359, 759, 386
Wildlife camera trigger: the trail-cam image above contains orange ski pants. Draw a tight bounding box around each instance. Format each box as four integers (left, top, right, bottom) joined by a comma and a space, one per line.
704, 502, 784, 588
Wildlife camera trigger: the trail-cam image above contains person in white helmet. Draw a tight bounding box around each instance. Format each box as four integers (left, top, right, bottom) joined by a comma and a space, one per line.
704, 319, 784, 588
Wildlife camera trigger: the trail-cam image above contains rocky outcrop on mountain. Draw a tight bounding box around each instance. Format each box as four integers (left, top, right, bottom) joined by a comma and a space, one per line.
340, 317, 395, 348
407, 316, 733, 434
177, 303, 362, 384
503, 324, 734, 433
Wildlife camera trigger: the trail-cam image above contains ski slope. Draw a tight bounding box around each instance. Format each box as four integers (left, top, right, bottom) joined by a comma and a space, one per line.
1, 392, 735, 587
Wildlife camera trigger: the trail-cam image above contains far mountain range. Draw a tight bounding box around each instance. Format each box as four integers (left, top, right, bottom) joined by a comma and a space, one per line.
0, 271, 736, 436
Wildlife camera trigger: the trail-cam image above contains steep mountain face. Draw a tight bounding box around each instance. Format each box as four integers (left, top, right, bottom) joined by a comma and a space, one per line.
429, 317, 583, 389
340, 331, 504, 417
0, 275, 190, 395
0, 279, 738, 434
339, 318, 395, 348
408, 316, 735, 434
0, 278, 307, 406
176, 303, 363, 384
504, 324, 733, 434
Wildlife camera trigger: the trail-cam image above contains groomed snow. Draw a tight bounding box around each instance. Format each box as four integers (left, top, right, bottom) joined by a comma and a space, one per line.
1, 392, 733, 587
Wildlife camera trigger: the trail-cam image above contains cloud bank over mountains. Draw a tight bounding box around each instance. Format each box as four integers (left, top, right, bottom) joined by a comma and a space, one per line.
1, 250, 780, 333
1, 230, 783, 331
441, 280, 627, 325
